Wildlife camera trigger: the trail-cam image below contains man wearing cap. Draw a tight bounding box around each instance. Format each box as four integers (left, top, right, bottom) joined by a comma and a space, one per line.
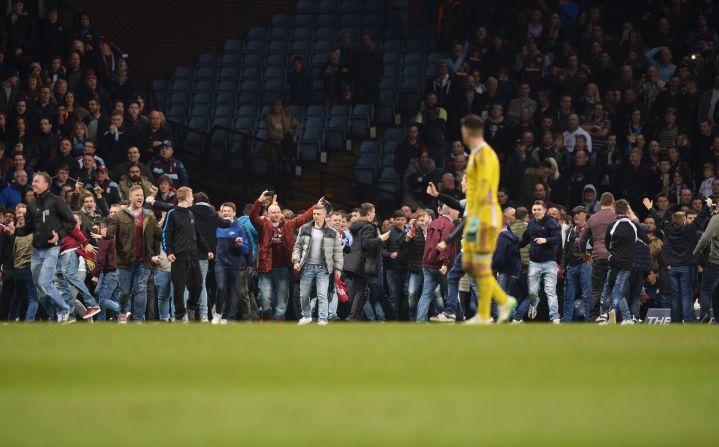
562, 206, 592, 322
148, 141, 189, 188
76, 69, 112, 115
91, 165, 121, 206
0, 69, 20, 114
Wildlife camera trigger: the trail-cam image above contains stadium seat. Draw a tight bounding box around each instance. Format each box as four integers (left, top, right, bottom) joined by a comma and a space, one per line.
265, 54, 286, 67
270, 27, 289, 41
340, 0, 361, 14
302, 117, 325, 144
299, 142, 320, 162
295, 0, 314, 13
307, 105, 327, 117
219, 67, 238, 81
271, 13, 290, 27
316, 0, 336, 13
216, 80, 236, 92
314, 27, 334, 41
234, 116, 255, 133
324, 127, 346, 153
220, 53, 240, 67
238, 91, 258, 105
240, 79, 259, 92
244, 40, 265, 54
267, 41, 287, 54
383, 128, 403, 142
247, 27, 266, 39
243, 54, 262, 66
223, 39, 242, 53
174, 67, 192, 80
215, 91, 234, 106
383, 40, 404, 52
264, 66, 284, 81
193, 80, 213, 93
375, 103, 395, 128
293, 14, 312, 28
240, 66, 259, 80
359, 141, 379, 155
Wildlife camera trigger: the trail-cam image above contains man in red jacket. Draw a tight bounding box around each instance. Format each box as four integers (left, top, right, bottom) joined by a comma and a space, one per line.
249, 190, 321, 321
415, 203, 460, 322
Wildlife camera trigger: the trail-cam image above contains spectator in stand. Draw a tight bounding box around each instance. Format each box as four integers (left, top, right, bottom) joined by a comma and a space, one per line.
264, 99, 301, 165
566, 149, 596, 208
76, 70, 112, 116
697, 74, 719, 127
249, 190, 315, 321
414, 92, 447, 152
352, 34, 383, 105
119, 163, 153, 199
644, 46, 676, 84
0, 70, 20, 115
6, 151, 34, 184
507, 83, 537, 126
562, 113, 592, 155
286, 56, 311, 106
425, 61, 452, 108
137, 111, 171, 162
393, 123, 421, 179
91, 165, 120, 205
148, 140, 189, 188
98, 111, 129, 168
0, 169, 29, 209
321, 49, 349, 106
402, 150, 441, 210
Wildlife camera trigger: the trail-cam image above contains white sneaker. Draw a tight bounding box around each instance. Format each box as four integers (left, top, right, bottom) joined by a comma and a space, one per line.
552, 319, 561, 324
510, 319, 524, 325
211, 313, 221, 325
595, 313, 608, 324
464, 315, 492, 325
430, 312, 456, 323
200, 316, 209, 324
298, 317, 313, 326
620, 319, 635, 325
220, 319, 228, 325
528, 300, 539, 319
318, 320, 328, 326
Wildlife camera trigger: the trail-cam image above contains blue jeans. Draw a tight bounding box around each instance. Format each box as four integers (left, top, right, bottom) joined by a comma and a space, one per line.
416, 267, 447, 322
299, 264, 330, 321
118, 262, 150, 320
97, 271, 121, 317
528, 261, 559, 321
31, 246, 69, 317
698, 262, 719, 320
9, 267, 38, 321
563, 263, 592, 322
55, 250, 99, 311
259, 268, 290, 319
446, 253, 465, 317
497, 273, 517, 296
601, 266, 632, 321
184, 259, 209, 318
669, 265, 694, 323
214, 260, 238, 319
311, 277, 338, 319
385, 269, 406, 319
407, 272, 423, 321
154, 270, 172, 321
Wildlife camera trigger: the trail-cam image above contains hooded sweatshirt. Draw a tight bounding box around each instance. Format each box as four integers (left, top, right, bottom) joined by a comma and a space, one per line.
189, 202, 232, 259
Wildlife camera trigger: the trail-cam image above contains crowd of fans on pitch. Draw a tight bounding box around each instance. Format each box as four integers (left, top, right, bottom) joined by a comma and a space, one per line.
1, 1, 719, 324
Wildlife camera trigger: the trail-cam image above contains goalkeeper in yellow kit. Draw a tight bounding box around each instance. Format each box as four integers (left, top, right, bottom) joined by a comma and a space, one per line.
460, 115, 517, 324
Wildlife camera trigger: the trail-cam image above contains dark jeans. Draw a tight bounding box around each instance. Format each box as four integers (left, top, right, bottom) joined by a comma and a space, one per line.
215, 260, 239, 318
669, 265, 694, 323
627, 268, 645, 318
698, 263, 719, 320
385, 269, 406, 320
590, 260, 609, 319
171, 259, 203, 320
347, 275, 370, 321
9, 267, 38, 321
562, 263, 592, 322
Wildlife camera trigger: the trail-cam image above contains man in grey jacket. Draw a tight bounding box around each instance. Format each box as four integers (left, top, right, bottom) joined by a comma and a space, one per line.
292, 203, 344, 325
693, 207, 719, 322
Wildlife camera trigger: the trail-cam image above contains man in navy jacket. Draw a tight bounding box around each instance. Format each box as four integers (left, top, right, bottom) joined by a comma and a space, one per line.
214, 202, 251, 324
519, 200, 562, 322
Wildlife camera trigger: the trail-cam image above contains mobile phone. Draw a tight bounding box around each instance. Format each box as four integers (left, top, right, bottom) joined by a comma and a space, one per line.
266, 191, 275, 197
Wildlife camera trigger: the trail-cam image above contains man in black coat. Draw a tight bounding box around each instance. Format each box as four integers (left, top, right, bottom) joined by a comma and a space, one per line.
343, 203, 389, 321
601, 199, 639, 324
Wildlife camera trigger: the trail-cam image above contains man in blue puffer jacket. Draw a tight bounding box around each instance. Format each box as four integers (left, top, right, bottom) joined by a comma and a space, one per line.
214, 202, 251, 324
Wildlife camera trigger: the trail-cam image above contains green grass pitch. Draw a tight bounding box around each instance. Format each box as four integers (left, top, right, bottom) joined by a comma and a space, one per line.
0, 324, 717, 446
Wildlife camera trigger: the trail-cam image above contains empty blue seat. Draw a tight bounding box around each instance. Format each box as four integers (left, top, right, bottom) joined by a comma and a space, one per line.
384, 128, 403, 141
194, 80, 213, 93
197, 53, 216, 67
362, 14, 383, 27
354, 165, 375, 185
169, 91, 188, 106
244, 40, 265, 54
330, 105, 349, 117
381, 153, 394, 167
382, 140, 398, 157
240, 80, 259, 92
314, 28, 334, 41
375, 103, 395, 127
339, 14, 358, 28
271, 14, 290, 26
406, 40, 426, 52
379, 90, 396, 106
383, 40, 404, 52
220, 53, 240, 67
400, 78, 421, 91
313, 40, 332, 54
236, 105, 256, 117
213, 104, 233, 118
292, 27, 312, 41
270, 27, 289, 41
317, 0, 336, 13
302, 117, 325, 143
192, 92, 211, 104
238, 91, 258, 105
295, 0, 314, 13
223, 39, 242, 52
380, 77, 397, 91
291, 41, 310, 56
401, 65, 422, 78
240, 66, 259, 80
340, 0, 361, 13
268, 41, 287, 54
363, 0, 383, 13
174, 67, 192, 79
264, 66, 284, 80
194, 67, 215, 81
219, 67, 238, 81
217, 80, 236, 92
359, 141, 379, 154
324, 127, 346, 152
307, 105, 326, 117
263, 79, 283, 92
243, 54, 261, 66
247, 27, 266, 39
265, 54, 286, 67
234, 116, 255, 132
353, 104, 373, 121
383, 53, 401, 65
403, 53, 425, 65
428, 52, 448, 65
215, 92, 234, 106
425, 65, 439, 78
299, 143, 320, 162
293, 14, 312, 27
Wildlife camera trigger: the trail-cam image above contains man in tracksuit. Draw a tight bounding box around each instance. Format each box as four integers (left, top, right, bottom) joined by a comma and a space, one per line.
601, 199, 638, 324
214, 202, 251, 323
561, 206, 592, 322
292, 204, 344, 325
519, 200, 562, 323
162, 187, 212, 322
15, 172, 77, 323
